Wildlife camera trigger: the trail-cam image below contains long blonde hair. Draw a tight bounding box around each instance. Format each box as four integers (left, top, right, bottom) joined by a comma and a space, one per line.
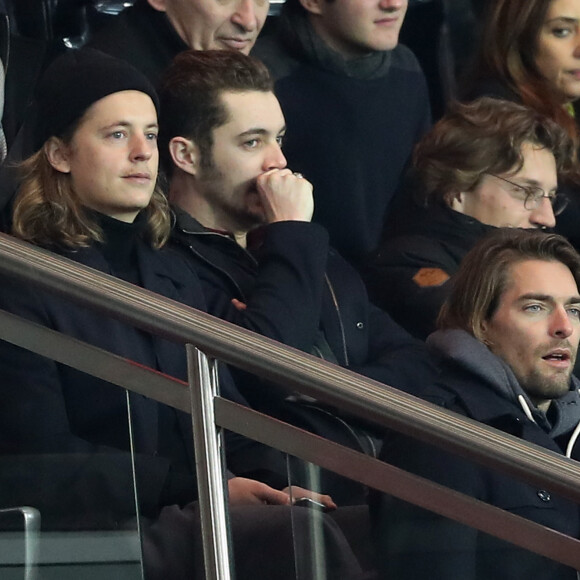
12, 145, 171, 250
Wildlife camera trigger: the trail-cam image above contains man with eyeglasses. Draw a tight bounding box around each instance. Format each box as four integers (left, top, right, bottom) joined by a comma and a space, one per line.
365, 97, 576, 340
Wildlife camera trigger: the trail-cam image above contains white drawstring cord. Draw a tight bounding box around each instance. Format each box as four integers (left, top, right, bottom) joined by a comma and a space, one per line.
566, 420, 580, 458
518, 395, 537, 424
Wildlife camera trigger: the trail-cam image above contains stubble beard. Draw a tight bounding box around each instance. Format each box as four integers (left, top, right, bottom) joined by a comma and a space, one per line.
520, 368, 572, 405
198, 160, 263, 232
517, 348, 577, 406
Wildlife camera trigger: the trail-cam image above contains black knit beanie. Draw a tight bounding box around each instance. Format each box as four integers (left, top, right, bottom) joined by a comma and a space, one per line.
33, 48, 159, 151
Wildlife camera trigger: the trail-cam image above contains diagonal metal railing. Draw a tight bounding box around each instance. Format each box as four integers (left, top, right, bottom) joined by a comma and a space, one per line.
1, 232, 580, 574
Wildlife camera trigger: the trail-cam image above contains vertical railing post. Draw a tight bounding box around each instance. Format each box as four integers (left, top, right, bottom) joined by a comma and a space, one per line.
186, 344, 233, 580
0, 507, 40, 580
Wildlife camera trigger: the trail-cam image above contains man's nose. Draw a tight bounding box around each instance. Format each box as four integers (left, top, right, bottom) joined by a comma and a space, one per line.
378, 0, 405, 11
232, 0, 259, 32
550, 306, 574, 339
530, 197, 556, 229
573, 35, 580, 58
264, 143, 287, 171
130, 133, 154, 161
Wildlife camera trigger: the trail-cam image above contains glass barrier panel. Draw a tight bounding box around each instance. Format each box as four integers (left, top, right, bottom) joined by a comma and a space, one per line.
133, 398, 204, 580
219, 411, 580, 580
0, 385, 143, 579
220, 429, 374, 580
284, 456, 375, 580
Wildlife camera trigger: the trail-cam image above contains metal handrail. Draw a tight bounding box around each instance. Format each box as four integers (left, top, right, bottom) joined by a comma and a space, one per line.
1, 232, 580, 499
2, 233, 580, 570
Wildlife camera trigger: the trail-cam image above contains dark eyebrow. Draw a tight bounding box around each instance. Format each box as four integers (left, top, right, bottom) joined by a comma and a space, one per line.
518, 293, 580, 304
511, 178, 558, 193
101, 121, 159, 130
238, 125, 287, 138
239, 128, 268, 137
518, 293, 550, 302
545, 17, 579, 25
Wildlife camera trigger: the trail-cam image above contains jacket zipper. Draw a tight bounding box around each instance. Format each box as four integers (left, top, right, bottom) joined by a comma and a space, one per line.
324, 273, 349, 366
179, 228, 257, 301
180, 225, 348, 365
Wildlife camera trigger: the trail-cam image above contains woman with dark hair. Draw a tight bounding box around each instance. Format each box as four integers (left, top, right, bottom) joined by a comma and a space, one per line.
466, 0, 580, 141
463, 0, 580, 246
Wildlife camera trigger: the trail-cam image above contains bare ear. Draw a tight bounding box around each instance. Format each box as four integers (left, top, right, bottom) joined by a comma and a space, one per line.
298, 0, 324, 16
44, 137, 72, 174
168, 137, 200, 177
447, 190, 466, 213
146, 0, 167, 12
478, 319, 493, 346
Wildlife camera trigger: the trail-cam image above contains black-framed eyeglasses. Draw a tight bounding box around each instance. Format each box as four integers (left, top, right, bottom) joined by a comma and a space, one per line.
486, 173, 568, 216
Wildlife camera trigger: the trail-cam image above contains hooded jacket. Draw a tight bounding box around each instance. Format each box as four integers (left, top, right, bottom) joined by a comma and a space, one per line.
372, 329, 580, 580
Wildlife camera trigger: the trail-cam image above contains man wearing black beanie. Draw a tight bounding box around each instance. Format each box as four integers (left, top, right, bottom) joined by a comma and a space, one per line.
0, 48, 362, 580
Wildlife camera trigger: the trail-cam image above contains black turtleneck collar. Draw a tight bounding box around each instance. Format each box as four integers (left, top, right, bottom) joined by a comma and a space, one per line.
92, 211, 148, 285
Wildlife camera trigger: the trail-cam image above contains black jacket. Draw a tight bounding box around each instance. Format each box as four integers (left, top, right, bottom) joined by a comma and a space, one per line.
0, 226, 284, 529
372, 329, 580, 580
366, 203, 496, 340
87, 0, 187, 86
170, 209, 437, 504
170, 208, 437, 405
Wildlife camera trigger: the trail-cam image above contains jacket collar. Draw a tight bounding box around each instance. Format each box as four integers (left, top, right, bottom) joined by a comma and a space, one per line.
171, 205, 208, 235
427, 329, 580, 437
401, 202, 498, 245
60, 234, 192, 306
170, 205, 250, 252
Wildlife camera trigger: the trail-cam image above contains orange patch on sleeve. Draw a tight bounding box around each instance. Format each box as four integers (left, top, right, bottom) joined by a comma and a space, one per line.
413, 267, 450, 288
